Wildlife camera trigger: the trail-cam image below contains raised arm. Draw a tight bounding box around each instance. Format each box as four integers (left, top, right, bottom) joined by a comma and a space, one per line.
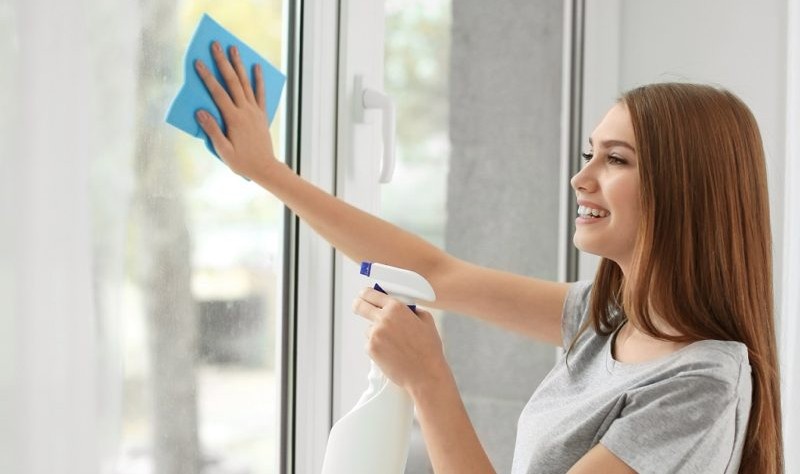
194, 41, 570, 346
256, 162, 569, 345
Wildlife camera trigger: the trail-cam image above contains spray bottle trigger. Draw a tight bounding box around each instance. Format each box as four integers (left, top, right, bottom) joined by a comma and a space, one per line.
372, 283, 417, 313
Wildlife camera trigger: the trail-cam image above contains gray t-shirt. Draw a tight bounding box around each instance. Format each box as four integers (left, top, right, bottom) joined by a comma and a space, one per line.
510, 280, 752, 474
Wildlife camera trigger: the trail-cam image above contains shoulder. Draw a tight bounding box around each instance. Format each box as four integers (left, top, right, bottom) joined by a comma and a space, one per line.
631, 339, 751, 401
678, 339, 750, 381
679, 339, 751, 393
602, 340, 752, 473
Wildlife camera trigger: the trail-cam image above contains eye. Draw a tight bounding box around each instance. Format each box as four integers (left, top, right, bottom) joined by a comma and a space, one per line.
581, 152, 593, 163
608, 155, 627, 165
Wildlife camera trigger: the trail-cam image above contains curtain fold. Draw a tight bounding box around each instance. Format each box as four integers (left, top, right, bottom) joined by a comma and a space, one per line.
1, 0, 98, 472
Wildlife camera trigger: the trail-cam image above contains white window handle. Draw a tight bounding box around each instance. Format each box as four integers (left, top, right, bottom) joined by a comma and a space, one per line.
354, 75, 396, 183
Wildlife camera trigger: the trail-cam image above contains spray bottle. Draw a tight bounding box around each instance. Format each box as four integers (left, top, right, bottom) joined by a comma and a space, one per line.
320, 262, 437, 474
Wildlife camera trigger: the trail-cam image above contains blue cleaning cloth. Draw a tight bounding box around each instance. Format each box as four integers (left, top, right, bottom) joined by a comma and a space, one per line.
165, 13, 286, 160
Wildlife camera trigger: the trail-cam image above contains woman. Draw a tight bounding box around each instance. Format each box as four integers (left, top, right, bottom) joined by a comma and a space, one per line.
192, 43, 783, 473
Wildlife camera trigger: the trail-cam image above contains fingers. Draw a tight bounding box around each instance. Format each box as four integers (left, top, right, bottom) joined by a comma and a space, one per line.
254, 64, 266, 110
196, 109, 233, 159
352, 287, 421, 323
197, 42, 263, 112
209, 41, 247, 106
228, 45, 256, 104
352, 296, 381, 323
359, 286, 393, 307
195, 59, 236, 118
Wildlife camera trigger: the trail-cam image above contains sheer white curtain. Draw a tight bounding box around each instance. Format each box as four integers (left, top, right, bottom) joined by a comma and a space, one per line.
1, 0, 100, 472
0, 2, 18, 468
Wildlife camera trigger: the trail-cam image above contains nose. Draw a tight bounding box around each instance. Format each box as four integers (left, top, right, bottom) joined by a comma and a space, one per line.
570, 161, 596, 193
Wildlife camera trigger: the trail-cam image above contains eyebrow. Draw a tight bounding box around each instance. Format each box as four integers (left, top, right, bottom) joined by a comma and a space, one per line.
588, 137, 636, 153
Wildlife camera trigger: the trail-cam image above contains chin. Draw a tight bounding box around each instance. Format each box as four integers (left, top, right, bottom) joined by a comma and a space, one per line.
573, 235, 601, 255
572, 237, 617, 262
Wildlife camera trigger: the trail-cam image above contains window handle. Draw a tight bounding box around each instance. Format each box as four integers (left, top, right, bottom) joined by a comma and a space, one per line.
354, 75, 396, 184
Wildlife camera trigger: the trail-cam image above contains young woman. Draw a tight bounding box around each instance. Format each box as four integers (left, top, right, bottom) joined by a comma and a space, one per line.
192, 42, 783, 473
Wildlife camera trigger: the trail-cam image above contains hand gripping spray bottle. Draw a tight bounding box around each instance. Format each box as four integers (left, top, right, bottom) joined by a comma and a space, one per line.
320, 262, 436, 474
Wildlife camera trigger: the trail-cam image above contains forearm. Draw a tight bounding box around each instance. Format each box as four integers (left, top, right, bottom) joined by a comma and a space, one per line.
252, 160, 446, 289
410, 364, 496, 474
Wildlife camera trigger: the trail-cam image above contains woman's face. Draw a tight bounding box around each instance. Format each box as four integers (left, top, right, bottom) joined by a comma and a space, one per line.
570, 103, 640, 274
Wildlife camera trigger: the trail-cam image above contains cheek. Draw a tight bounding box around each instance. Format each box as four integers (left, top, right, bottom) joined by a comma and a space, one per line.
609, 177, 640, 216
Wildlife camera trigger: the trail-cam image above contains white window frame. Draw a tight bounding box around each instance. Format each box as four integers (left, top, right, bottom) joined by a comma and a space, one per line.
331, 0, 387, 425
290, 1, 338, 473
780, 0, 800, 469
291, 0, 387, 471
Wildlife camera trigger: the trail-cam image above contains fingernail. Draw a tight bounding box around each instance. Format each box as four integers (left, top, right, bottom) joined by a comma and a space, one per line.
213, 41, 221, 52
255, 63, 261, 74
231, 45, 238, 57
196, 110, 208, 122
195, 60, 204, 71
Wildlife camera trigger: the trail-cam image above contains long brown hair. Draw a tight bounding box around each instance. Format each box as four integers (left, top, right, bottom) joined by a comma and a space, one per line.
567, 83, 783, 472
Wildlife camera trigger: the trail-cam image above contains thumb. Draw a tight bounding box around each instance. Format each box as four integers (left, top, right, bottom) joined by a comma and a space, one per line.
196, 110, 234, 161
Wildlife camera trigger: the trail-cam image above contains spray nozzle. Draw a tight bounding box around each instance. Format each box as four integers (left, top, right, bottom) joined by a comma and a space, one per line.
360, 262, 437, 304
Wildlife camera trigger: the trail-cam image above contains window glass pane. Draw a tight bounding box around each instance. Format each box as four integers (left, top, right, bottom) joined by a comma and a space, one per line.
383, 1, 565, 472
383, 0, 451, 250
382, 4, 450, 470
88, 2, 289, 472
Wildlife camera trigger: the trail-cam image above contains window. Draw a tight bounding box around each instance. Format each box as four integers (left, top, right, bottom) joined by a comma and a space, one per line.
381, 1, 567, 470
106, 3, 290, 473
1, 0, 295, 472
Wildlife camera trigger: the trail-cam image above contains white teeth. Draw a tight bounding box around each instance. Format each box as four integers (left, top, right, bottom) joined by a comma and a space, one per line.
578, 205, 609, 218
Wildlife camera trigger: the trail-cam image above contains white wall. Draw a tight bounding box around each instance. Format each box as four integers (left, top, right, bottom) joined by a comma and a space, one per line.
580, 0, 788, 315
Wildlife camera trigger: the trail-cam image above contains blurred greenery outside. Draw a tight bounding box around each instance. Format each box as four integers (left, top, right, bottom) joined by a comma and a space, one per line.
382, 0, 451, 249
119, 1, 284, 473
382, 5, 451, 469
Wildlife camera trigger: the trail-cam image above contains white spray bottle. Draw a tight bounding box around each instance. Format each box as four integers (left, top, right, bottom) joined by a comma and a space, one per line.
320, 261, 436, 474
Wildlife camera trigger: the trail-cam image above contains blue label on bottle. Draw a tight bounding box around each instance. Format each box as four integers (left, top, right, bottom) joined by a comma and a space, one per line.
360, 261, 373, 276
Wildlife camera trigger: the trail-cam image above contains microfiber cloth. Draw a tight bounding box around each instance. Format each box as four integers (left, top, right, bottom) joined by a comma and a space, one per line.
165, 13, 286, 160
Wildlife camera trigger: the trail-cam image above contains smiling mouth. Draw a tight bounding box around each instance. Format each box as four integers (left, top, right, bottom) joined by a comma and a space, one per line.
577, 205, 610, 219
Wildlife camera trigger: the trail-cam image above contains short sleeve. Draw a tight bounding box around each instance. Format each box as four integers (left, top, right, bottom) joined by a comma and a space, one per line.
561, 280, 593, 348
599, 357, 750, 474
